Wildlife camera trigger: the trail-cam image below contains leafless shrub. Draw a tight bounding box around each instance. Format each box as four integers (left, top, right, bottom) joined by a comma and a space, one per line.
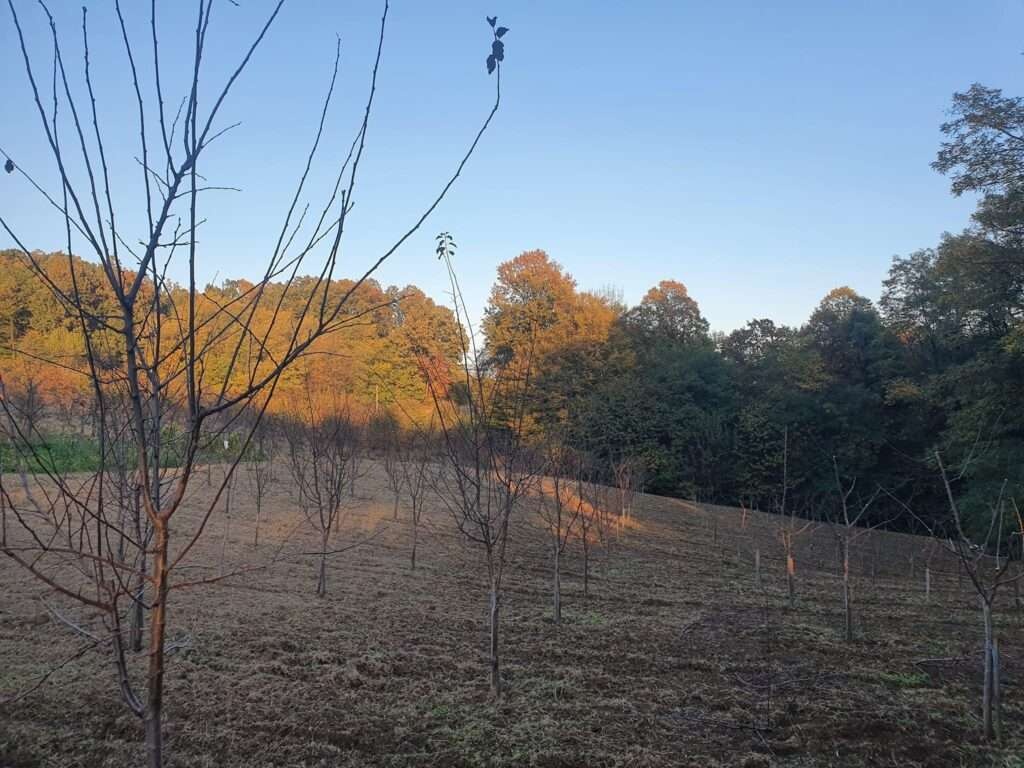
247, 420, 276, 549
283, 398, 359, 597
537, 441, 584, 624
401, 424, 434, 571
611, 454, 643, 526
579, 462, 616, 570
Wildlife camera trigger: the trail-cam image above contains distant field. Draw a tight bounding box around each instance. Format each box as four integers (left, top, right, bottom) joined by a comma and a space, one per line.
1, 460, 1021, 767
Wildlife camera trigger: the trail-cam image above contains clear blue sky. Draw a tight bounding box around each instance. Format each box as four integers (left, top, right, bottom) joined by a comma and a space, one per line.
2, 1, 1022, 332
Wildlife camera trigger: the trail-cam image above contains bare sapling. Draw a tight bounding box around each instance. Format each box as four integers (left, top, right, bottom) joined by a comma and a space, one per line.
348, 427, 367, 502
611, 454, 641, 527
772, 427, 814, 607
889, 451, 1023, 742
537, 441, 584, 624
778, 519, 814, 608
427, 224, 535, 698
248, 421, 276, 548
401, 426, 433, 571
284, 396, 359, 597
575, 455, 603, 599
218, 467, 236, 578
381, 415, 405, 521
831, 456, 881, 642
0, 2, 507, 763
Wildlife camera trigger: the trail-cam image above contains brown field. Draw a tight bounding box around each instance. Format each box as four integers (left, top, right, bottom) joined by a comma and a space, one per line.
1, 461, 1022, 767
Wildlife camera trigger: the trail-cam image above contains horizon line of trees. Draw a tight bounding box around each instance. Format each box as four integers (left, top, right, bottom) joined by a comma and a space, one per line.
3, 234, 1018, 542
0, 248, 461, 433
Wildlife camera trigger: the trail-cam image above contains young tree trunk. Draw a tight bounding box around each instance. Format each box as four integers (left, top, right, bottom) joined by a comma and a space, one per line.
553, 539, 561, 625
925, 566, 931, 603
131, 587, 145, 652
317, 533, 328, 597
145, 522, 169, 768
112, 612, 142, 716
393, 491, 400, 521
842, 539, 852, 642
993, 638, 1002, 742
220, 513, 230, 578
786, 552, 795, 607
410, 518, 418, 571
982, 599, 997, 741
489, 582, 501, 698
754, 547, 761, 589
254, 496, 261, 548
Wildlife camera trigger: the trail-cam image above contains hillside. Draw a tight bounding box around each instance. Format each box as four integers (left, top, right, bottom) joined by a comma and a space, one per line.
2, 461, 1020, 767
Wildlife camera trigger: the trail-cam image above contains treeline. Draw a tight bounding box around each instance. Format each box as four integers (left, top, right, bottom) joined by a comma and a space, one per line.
0, 249, 461, 429
482, 83, 1024, 535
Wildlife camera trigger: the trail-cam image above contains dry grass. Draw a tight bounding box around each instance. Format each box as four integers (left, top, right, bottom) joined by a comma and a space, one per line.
1, 460, 1022, 767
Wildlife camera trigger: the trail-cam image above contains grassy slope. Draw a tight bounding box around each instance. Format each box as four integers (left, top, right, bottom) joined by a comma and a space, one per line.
1, 462, 1021, 767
